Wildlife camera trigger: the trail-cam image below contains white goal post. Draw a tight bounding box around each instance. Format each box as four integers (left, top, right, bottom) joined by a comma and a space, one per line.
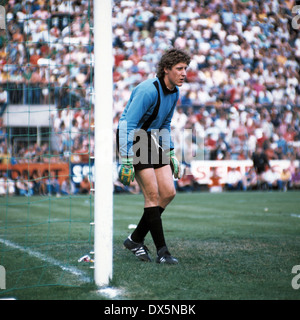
93, 0, 114, 287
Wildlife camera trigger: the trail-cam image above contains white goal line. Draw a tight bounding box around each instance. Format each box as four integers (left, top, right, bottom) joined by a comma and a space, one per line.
0, 238, 92, 284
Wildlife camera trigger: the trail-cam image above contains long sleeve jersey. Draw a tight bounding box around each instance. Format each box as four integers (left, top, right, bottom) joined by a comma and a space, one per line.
118, 77, 179, 158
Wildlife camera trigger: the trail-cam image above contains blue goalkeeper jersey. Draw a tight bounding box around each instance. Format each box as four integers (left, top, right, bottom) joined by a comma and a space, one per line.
118, 77, 179, 158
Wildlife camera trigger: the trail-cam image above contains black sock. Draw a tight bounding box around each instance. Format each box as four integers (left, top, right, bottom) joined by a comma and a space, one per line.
131, 206, 165, 243
131, 212, 148, 243
143, 206, 166, 251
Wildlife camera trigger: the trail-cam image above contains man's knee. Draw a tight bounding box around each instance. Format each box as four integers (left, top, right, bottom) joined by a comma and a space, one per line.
161, 188, 176, 205
145, 190, 159, 205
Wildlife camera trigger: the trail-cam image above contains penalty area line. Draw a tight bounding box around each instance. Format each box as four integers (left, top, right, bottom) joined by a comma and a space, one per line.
0, 238, 92, 284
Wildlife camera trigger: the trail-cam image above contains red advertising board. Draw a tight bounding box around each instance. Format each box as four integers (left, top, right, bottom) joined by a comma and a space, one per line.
0, 163, 69, 184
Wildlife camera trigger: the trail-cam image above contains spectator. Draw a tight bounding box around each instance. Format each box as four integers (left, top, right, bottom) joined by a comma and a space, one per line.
61, 177, 72, 195
0, 172, 5, 196
225, 166, 243, 191
262, 166, 280, 191
279, 168, 291, 191
208, 167, 223, 193
16, 175, 33, 196
79, 175, 91, 194
252, 146, 269, 187
0, 145, 10, 164
32, 171, 46, 195
0, 87, 8, 117
4, 174, 15, 196
0, 118, 6, 144
177, 166, 194, 192
291, 167, 300, 189
46, 172, 60, 196
243, 167, 258, 191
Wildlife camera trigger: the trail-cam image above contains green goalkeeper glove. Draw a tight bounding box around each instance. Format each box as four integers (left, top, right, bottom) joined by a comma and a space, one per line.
119, 158, 135, 186
167, 150, 181, 179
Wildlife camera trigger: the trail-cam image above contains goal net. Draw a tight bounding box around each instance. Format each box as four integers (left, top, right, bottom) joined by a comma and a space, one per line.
0, 0, 100, 294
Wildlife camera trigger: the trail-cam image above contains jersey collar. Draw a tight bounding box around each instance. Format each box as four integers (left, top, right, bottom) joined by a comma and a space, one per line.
158, 77, 178, 95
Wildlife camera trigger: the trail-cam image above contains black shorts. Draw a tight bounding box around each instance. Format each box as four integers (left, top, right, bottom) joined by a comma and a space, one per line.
116, 129, 170, 171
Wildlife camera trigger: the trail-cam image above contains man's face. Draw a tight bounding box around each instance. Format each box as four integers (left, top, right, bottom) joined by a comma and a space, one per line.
164, 62, 188, 90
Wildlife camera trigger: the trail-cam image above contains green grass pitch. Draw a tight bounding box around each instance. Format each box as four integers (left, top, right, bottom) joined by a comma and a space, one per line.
0, 191, 299, 300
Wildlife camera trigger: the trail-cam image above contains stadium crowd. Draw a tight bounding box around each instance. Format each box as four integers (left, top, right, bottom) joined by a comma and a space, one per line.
0, 0, 300, 196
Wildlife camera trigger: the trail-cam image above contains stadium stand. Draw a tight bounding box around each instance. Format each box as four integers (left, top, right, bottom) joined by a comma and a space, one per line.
0, 0, 299, 195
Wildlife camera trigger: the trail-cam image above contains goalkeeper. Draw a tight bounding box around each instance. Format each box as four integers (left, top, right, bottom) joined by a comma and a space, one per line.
117, 48, 191, 264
